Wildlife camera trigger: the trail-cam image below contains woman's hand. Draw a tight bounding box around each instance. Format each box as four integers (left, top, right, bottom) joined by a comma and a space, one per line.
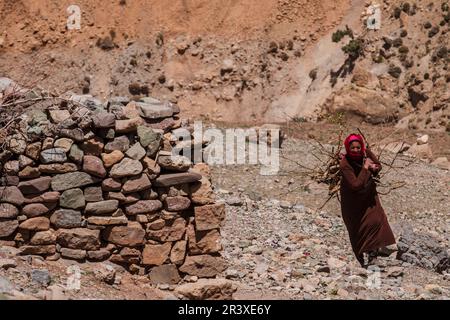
363, 158, 373, 170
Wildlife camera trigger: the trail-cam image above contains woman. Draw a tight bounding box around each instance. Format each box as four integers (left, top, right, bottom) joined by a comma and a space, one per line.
339, 133, 397, 267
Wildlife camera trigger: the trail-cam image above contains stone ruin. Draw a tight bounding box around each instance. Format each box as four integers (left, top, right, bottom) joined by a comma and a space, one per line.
0, 88, 227, 284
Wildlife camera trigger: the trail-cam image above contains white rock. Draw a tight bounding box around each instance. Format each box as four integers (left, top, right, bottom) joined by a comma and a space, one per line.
416, 134, 429, 145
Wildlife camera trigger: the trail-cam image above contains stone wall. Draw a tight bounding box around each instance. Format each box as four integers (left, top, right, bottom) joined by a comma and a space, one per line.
0, 94, 226, 283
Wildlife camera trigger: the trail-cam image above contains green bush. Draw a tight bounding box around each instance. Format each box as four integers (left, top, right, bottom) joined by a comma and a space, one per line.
400, 29, 408, 37
428, 26, 440, 38
342, 39, 363, 59
424, 22, 432, 29
332, 27, 353, 43
393, 7, 402, 19
402, 2, 411, 14
399, 46, 409, 54
393, 37, 403, 47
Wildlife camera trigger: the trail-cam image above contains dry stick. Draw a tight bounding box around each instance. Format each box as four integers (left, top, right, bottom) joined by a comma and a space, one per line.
379, 142, 405, 179
279, 153, 315, 172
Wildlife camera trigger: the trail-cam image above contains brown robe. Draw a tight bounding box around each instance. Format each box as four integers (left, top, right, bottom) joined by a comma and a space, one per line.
339, 149, 396, 264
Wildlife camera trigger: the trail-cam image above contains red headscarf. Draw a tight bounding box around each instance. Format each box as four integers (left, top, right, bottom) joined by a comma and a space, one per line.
344, 134, 366, 161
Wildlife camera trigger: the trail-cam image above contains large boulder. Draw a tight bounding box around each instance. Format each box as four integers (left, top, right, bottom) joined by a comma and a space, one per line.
326, 85, 401, 124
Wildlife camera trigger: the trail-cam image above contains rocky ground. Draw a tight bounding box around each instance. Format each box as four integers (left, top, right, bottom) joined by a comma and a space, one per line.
210, 132, 449, 300
1, 126, 448, 300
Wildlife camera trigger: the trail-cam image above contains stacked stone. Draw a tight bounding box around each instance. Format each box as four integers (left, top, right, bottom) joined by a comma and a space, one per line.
0, 95, 226, 282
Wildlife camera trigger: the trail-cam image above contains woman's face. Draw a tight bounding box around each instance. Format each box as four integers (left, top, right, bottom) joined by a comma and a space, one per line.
350, 141, 362, 153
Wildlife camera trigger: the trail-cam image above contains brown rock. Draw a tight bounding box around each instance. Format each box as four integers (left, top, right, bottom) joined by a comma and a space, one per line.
103, 225, 145, 247
110, 158, 143, 178
83, 155, 107, 178
124, 200, 162, 215
4, 160, 19, 175
59, 188, 85, 209
42, 137, 54, 150
147, 217, 186, 242
187, 225, 222, 255
101, 150, 124, 168
81, 137, 105, 156
54, 138, 74, 152
153, 171, 202, 187
87, 250, 111, 261
51, 172, 96, 191
142, 157, 161, 176
107, 192, 127, 203
0, 220, 19, 237
148, 218, 165, 230
194, 203, 225, 231
30, 230, 57, 245
125, 143, 146, 160
122, 174, 151, 193
85, 200, 119, 215
142, 242, 172, 266
149, 264, 181, 284
60, 248, 86, 260
19, 245, 56, 256
0, 186, 25, 206
25, 142, 42, 161
18, 155, 34, 169
50, 209, 82, 228
38, 163, 78, 174
19, 217, 50, 231
24, 192, 60, 204
102, 178, 122, 191
22, 203, 56, 218
92, 112, 116, 128
115, 117, 144, 134
59, 128, 84, 142
18, 176, 52, 195
18, 166, 41, 179
56, 228, 101, 250
104, 136, 130, 153
147, 117, 176, 133
164, 196, 191, 211
157, 155, 191, 172
4, 175, 19, 186
69, 144, 84, 164
49, 110, 71, 123
87, 216, 128, 226
84, 187, 104, 202
179, 255, 227, 278
192, 163, 212, 180
170, 240, 187, 266
175, 279, 237, 300
189, 177, 215, 205
123, 101, 140, 119
0, 203, 19, 219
